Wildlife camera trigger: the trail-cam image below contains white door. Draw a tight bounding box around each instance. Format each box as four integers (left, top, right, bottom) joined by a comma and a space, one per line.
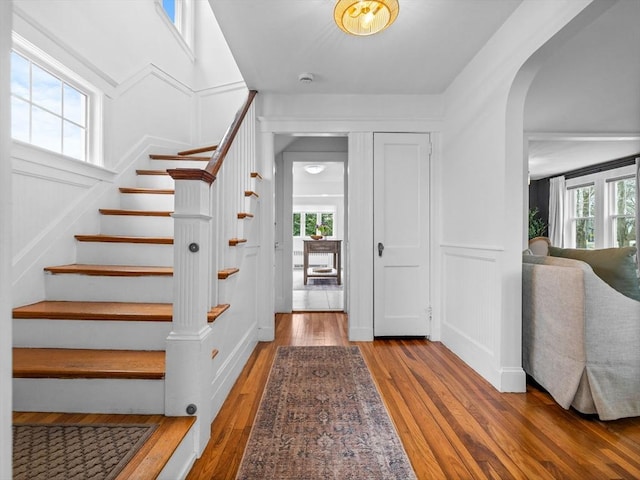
373, 133, 430, 336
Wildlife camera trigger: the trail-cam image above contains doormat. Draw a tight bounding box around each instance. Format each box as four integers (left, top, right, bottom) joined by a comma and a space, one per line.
236, 346, 417, 479
13, 423, 157, 480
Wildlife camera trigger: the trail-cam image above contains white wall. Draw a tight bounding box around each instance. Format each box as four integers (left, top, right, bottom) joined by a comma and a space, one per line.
439, 0, 609, 392
11, 0, 246, 305
1, 2, 13, 476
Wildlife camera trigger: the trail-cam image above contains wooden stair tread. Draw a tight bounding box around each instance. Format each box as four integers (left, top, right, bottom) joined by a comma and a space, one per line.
250, 172, 263, 180
118, 415, 196, 479
209, 303, 230, 322
177, 145, 218, 156
13, 301, 174, 321
218, 268, 239, 280
13, 301, 230, 323
237, 212, 254, 219
228, 238, 247, 246
75, 234, 173, 244
13, 348, 165, 379
44, 264, 173, 276
244, 190, 259, 198
119, 187, 174, 194
12, 413, 195, 480
149, 154, 209, 161
136, 169, 170, 176
99, 209, 173, 217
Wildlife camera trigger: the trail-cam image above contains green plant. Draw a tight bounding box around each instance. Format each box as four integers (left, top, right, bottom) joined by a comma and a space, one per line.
528, 207, 547, 240
316, 223, 331, 236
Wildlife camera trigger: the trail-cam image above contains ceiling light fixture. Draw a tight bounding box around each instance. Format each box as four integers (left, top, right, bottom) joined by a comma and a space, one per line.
304, 165, 326, 175
334, 0, 399, 36
298, 72, 314, 84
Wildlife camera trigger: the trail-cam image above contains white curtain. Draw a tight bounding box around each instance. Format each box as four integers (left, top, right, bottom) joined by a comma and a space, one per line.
548, 175, 565, 247
636, 157, 639, 268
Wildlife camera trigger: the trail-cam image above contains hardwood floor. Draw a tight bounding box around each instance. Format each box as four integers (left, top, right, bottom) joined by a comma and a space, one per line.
187, 312, 640, 480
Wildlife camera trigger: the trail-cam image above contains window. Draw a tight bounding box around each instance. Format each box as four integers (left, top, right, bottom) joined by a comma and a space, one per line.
293, 211, 335, 238
563, 165, 637, 249
568, 185, 595, 248
11, 50, 88, 160
157, 0, 193, 53
162, 0, 177, 23
610, 177, 636, 248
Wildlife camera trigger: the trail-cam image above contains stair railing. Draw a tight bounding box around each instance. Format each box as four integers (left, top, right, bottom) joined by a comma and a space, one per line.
165, 90, 257, 454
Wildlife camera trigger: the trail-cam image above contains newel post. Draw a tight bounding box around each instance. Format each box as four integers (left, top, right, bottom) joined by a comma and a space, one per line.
165, 169, 215, 454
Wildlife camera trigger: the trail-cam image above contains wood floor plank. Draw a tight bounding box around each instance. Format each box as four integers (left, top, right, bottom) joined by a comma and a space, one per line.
186, 313, 640, 480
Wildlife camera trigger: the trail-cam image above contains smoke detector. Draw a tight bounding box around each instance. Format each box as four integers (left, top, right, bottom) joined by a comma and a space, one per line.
298, 72, 314, 84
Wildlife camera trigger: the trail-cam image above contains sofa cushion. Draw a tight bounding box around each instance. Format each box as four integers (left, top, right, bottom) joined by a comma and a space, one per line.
549, 246, 640, 301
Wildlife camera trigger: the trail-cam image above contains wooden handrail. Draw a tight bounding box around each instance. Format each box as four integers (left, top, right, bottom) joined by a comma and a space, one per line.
206, 90, 257, 178
167, 90, 256, 185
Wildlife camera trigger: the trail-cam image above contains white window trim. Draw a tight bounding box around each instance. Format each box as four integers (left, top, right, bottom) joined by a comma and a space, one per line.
154, 0, 195, 61
564, 164, 636, 249
12, 33, 104, 167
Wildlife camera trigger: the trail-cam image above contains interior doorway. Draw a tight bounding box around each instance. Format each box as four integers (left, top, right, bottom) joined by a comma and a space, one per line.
274, 135, 347, 313
292, 160, 345, 311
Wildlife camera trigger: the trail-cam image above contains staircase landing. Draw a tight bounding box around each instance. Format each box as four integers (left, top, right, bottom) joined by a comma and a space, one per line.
13, 411, 196, 480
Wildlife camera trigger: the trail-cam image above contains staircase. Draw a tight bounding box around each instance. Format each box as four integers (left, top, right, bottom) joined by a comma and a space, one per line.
12, 92, 260, 478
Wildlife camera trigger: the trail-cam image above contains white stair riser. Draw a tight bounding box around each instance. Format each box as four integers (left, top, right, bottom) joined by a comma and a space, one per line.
244, 195, 259, 214
120, 193, 174, 210
45, 274, 173, 303
100, 215, 174, 237
14, 319, 171, 350
14, 378, 165, 414
150, 160, 209, 170
137, 174, 174, 189
76, 241, 173, 266
236, 217, 255, 244
217, 274, 239, 304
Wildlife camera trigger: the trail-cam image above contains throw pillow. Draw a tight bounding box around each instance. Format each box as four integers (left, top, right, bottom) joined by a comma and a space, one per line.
549, 246, 640, 302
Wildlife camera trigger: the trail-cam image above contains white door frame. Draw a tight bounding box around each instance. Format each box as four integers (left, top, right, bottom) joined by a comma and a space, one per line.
275, 150, 347, 313
259, 119, 441, 343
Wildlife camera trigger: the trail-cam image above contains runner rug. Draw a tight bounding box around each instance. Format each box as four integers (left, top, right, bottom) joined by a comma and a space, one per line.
12, 423, 157, 480
236, 346, 417, 480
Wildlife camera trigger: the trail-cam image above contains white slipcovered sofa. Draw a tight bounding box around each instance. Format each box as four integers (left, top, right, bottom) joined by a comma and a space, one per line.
522, 254, 640, 420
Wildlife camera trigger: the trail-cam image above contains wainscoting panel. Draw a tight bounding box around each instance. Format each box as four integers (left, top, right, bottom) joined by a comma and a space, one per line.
12, 160, 100, 261
441, 245, 502, 386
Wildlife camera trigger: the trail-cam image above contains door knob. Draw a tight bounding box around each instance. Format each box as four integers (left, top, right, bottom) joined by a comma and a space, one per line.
378, 242, 384, 257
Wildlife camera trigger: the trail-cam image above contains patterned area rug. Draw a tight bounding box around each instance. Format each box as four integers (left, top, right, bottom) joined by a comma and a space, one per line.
236, 346, 417, 480
13, 423, 157, 480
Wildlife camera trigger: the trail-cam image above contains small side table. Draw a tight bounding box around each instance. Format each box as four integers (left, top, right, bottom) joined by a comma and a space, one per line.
303, 240, 342, 285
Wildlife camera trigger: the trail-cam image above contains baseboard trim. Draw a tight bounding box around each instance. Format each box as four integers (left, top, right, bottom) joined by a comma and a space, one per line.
349, 327, 373, 342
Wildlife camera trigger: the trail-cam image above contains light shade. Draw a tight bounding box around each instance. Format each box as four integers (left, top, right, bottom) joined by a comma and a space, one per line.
334, 0, 399, 36
304, 165, 326, 175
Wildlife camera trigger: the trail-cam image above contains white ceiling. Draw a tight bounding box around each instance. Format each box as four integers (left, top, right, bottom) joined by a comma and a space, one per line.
209, 0, 522, 94
525, 0, 640, 179
210, 0, 640, 178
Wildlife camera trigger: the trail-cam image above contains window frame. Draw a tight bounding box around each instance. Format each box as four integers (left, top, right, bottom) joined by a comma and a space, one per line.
608, 175, 636, 248
563, 165, 637, 249
155, 0, 195, 59
11, 33, 103, 166
566, 183, 596, 249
